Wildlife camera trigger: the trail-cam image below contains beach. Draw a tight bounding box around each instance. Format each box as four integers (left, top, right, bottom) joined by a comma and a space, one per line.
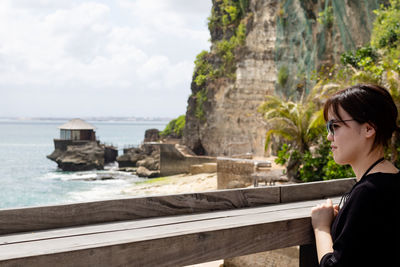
122, 156, 285, 197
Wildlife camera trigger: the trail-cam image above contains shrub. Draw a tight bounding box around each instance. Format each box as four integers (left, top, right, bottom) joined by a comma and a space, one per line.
277, 66, 289, 87
372, 0, 400, 50
195, 89, 208, 120
194, 51, 214, 87
340, 45, 379, 69
161, 115, 186, 138
275, 139, 355, 182
317, 6, 334, 28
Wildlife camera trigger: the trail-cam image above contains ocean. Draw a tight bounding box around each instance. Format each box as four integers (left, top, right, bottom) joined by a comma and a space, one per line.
0, 119, 168, 210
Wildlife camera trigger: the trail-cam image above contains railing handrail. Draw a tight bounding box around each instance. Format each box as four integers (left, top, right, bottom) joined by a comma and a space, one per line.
0, 178, 355, 235
0, 179, 357, 266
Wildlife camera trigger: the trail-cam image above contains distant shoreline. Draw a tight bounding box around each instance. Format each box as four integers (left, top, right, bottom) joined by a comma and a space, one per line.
0, 117, 172, 123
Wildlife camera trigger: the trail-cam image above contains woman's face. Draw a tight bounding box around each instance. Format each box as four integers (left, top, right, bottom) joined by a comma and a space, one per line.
327, 105, 364, 165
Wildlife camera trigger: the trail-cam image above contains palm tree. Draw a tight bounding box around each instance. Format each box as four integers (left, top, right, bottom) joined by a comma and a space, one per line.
258, 82, 338, 180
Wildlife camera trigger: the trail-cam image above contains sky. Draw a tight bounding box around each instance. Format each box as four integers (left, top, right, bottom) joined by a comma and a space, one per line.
0, 0, 212, 118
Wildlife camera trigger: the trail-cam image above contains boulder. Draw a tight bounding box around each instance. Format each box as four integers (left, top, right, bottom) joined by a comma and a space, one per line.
118, 144, 160, 171
117, 152, 146, 168
137, 156, 159, 171
48, 142, 105, 171
144, 129, 160, 142
104, 145, 118, 163
136, 166, 160, 178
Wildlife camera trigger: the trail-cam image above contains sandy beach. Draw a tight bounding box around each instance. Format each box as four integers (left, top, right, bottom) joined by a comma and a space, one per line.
122, 172, 218, 196
122, 156, 284, 197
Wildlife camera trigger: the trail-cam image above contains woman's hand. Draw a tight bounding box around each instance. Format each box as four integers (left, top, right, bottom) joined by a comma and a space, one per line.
311, 199, 336, 263
311, 198, 337, 231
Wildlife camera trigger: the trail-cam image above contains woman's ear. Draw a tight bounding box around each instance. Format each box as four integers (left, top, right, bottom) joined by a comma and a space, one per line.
364, 123, 376, 138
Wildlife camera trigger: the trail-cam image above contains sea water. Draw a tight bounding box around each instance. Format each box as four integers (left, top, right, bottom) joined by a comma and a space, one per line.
0, 119, 167, 209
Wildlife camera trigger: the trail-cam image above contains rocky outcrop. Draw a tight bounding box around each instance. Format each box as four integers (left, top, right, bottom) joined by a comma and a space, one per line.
117, 144, 160, 178
117, 147, 146, 168
47, 142, 105, 171
144, 129, 160, 142
183, 0, 384, 157
136, 166, 160, 178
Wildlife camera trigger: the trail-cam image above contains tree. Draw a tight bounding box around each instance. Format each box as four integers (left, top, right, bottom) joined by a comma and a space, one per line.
258, 84, 330, 180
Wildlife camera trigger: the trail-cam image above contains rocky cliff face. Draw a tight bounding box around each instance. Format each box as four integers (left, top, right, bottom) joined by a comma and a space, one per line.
183, 0, 385, 157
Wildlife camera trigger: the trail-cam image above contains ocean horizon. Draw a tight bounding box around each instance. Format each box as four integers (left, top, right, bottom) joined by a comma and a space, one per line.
0, 118, 168, 210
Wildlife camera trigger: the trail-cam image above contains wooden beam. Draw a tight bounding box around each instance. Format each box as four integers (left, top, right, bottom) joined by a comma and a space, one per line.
0, 178, 355, 235
0, 187, 280, 235
280, 178, 355, 203
0, 198, 337, 267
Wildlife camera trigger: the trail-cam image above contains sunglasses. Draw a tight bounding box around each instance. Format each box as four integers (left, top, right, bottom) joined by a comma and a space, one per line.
326, 119, 356, 136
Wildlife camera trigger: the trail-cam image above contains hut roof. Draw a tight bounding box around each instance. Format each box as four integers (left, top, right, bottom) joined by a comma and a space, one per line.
58, 118, 96, 130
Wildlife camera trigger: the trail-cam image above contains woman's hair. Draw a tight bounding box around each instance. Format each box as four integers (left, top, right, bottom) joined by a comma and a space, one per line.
323, 83, 399, 150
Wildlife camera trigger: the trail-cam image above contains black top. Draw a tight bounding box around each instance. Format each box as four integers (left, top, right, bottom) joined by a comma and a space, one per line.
320, 172, 400, 267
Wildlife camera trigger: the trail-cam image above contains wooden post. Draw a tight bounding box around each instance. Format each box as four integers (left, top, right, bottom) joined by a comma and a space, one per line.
299, 244, 319, 267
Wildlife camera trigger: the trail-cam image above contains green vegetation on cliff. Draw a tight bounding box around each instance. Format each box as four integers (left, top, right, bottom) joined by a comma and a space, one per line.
190, 0, 250, 122
262, 0, 400, 182
194, 0, 248, 85
275, 0, 384, 98
161, 115, 185, 138
372, 0, 400, 51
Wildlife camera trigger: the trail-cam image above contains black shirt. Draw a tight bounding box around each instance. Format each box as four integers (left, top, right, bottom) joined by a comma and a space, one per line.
320, 172, 400, 267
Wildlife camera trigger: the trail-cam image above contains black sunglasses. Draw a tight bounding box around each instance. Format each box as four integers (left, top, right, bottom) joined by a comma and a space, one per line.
326, 119, 356, 136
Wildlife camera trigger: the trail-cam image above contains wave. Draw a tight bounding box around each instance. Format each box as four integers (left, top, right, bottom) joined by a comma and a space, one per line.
40, 168, 145, 182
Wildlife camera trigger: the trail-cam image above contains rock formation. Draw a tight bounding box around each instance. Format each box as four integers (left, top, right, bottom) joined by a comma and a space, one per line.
183, 0, 385, 157
144, 129, 160, 142
47, 142, 105, 171
117, 144, 160, 178
47, 141, 118, 171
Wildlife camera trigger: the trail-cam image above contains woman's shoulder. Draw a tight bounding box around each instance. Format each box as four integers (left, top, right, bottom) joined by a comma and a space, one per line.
354, 171, 400, 198
363, 171, 400, 185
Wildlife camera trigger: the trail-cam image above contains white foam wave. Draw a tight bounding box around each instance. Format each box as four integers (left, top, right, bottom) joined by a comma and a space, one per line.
41, 169, 144, 182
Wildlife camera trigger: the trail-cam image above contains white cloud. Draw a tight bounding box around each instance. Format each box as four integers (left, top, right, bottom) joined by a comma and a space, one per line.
0, 0, 211, 117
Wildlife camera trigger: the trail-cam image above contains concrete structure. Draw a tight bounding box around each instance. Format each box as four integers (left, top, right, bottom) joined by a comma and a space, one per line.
189, 163, 217, 175
217, 157, 272, 189
157, 143, 216, 176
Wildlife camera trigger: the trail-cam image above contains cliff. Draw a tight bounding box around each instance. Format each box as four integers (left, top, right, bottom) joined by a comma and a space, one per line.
183, 0, 386, 157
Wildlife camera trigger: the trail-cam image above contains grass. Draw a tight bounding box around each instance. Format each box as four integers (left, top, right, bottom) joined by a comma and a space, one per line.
134, 176, 169, 185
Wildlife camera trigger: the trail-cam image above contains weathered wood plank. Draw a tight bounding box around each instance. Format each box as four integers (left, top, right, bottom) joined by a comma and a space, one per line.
0, 178, 353, 236
0, 218, 312, 267
0, 178, 353, 266
0, 198, 339, 246
280, 178, 355, 203
0, 207, 316, 266
0, 198, 341, 266
0, 187, 280, 235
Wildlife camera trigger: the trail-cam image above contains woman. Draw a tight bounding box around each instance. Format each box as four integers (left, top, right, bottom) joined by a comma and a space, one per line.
311, 84, 400, 266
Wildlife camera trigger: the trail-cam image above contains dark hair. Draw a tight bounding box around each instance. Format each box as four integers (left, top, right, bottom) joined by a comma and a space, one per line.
323, 84, 399, 150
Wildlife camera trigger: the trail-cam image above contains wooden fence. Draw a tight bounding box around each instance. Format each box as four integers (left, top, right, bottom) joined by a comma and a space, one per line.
0, 178, 355, 266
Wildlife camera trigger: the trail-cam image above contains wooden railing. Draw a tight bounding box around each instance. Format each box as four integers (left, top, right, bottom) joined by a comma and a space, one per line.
0, 178, 355, 267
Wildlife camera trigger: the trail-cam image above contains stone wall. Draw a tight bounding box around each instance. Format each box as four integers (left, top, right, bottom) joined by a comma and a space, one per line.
53, 139, 96, 151
217, 157, 256, 189
159, 144, 216, 176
